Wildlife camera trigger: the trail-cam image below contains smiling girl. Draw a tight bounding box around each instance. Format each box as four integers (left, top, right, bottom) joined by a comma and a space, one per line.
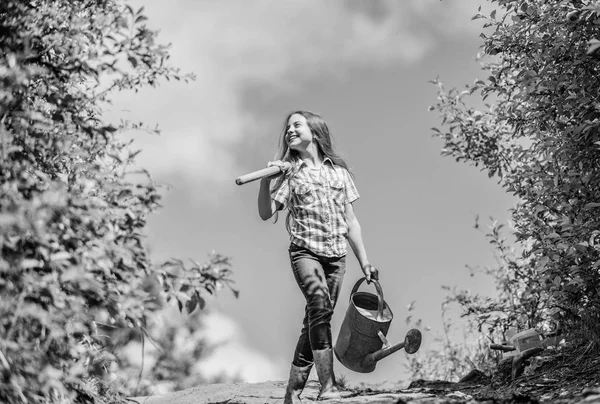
257, 110, 378, 402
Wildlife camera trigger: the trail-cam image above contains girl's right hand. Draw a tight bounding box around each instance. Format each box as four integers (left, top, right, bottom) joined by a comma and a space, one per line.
263, 160, 288, 181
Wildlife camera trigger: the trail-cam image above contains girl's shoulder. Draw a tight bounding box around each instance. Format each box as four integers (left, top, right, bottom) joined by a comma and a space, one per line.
329, 162, 353, 178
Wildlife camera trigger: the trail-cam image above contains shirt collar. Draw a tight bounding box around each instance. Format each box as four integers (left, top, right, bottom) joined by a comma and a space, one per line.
297, 157, 333, 168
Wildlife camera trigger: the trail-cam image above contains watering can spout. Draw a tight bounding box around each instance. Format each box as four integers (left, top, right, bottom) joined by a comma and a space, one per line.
362, 329, 422, 368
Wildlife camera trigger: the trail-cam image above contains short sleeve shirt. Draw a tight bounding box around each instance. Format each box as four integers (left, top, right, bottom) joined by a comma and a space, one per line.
271, 158, 359, 257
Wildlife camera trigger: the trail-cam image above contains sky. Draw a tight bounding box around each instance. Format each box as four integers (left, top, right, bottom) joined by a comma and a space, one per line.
104, 0, 518, 389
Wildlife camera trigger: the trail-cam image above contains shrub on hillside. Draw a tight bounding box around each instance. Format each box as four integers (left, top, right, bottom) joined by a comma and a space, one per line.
0, 1, 236, 403
430, 0, 600, 343
406, 0, 600, 381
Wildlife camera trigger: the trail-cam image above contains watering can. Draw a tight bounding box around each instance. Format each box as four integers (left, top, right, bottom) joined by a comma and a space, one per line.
334, 277, 422, 373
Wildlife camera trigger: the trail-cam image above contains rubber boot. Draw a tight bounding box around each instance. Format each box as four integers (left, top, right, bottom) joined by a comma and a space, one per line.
312, 349, 341, 400
283, 363, 313, 404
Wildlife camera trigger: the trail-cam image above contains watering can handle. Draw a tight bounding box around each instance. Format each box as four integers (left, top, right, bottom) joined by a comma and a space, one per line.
350, 278, 384, 320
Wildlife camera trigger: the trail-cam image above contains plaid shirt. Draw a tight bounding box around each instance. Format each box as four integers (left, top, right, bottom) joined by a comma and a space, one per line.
271, 158, 359, 257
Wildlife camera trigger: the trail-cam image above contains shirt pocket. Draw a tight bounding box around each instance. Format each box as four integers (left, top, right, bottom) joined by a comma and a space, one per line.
329, 180, 346, 206
293, 184, 316, 206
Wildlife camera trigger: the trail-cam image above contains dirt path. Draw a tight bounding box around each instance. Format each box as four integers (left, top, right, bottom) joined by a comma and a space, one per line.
128, 346, 600, 403
128, 379, 600, 404
129, 378, 600, 404
129, 380, 457, 404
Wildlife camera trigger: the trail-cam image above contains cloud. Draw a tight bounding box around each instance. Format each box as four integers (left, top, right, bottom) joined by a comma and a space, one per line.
107, 0, 490, 197
194, 312, 285, 383
116, 307, 282, 386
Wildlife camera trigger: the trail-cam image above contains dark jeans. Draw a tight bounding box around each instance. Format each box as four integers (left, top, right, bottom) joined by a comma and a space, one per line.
288, 243, 346, 367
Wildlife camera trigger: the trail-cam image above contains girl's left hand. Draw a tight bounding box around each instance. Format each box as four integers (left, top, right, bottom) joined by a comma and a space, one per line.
362, 263, 379, 284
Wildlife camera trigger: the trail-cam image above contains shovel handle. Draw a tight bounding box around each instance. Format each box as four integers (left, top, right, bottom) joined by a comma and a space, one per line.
235, 162, 292, 185
350, 278, 384, 320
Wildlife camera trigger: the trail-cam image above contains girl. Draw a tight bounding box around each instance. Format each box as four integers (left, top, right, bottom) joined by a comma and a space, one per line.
257, 110, 378, 402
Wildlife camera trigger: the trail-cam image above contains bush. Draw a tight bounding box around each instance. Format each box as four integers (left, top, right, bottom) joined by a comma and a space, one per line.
430, 0, 600, 345
0, 1, 236, 403
406, 0, 600, 380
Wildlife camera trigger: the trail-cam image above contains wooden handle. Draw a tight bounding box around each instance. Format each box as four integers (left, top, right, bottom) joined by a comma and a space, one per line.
235, 162, 291, 185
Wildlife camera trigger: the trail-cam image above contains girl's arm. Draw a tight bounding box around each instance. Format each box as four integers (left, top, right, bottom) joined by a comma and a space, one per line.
258, 161, 288, 220
257, 178, 281, 220
346, 202, 379, 282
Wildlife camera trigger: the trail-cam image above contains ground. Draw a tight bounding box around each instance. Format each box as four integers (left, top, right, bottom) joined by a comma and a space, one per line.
128, 342, 600, 404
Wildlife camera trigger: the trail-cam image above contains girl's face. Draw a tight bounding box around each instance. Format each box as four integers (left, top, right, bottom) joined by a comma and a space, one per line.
285, 113, 313, 152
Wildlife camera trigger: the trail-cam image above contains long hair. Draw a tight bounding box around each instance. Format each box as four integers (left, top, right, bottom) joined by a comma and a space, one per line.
270, 110, 352, 229
273, 110, 351, 171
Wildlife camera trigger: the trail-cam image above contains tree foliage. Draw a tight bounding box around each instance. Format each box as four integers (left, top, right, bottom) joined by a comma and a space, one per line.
404, 220, 551, 381
404, 298, 499, 381
430, 0, 600, 342
0, 1, 236, 403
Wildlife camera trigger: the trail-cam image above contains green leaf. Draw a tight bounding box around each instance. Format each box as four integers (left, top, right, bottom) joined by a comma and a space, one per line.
127, 56, 138, 68
21, 259, 43, 269
197, 295, 206, 310
587, 38, 600, 54
186, 294, 197, 314
50, 252, 71, 262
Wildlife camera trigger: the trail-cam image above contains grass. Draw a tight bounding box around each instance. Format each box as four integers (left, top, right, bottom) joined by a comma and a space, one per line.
336, 373, 349, 390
